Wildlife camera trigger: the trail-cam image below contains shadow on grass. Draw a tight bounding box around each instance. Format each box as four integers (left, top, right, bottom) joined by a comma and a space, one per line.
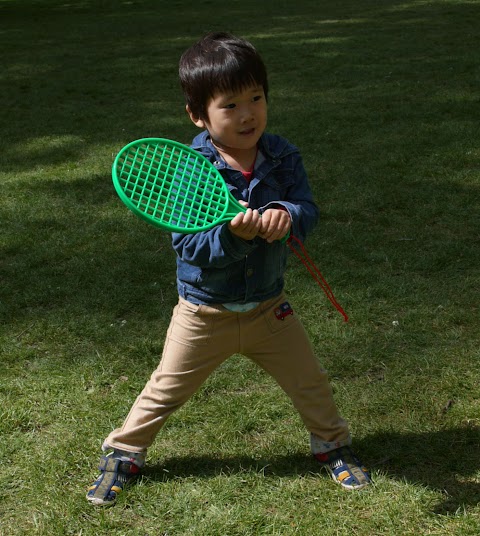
2, 0, 479, 330
363, 426, 480, 514
145, 425, 480, 515
0, 173, 178, 326
2, 0, 480, 167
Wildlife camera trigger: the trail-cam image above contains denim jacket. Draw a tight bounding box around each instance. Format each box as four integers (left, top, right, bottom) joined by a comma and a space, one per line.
173, 130, 319, 305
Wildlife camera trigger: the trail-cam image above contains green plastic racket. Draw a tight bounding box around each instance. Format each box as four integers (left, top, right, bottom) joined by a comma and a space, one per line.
112, 137, 248, 234
112, 137, 348, 322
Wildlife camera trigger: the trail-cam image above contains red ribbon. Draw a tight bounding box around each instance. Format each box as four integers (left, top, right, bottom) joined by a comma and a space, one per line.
287, 235, 349, 322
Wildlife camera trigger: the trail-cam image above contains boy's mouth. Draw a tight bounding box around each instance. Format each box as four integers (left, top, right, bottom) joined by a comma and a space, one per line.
239, 128, 256, 136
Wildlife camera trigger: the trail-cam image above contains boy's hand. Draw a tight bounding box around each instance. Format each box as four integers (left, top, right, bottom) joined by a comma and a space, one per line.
258, 207, 291, 243
229, 201, 262, 241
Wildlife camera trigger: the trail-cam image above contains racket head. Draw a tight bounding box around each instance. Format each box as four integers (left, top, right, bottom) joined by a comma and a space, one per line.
112, 138, 245, 233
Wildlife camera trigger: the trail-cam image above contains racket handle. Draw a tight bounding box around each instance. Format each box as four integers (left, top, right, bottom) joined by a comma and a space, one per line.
280, 231, 290, 244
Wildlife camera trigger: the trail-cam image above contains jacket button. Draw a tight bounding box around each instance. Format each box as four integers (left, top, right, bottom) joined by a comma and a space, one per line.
246, 268, 254, 277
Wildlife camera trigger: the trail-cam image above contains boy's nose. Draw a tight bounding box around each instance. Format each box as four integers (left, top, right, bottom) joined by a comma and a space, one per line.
240, 106, 254, 123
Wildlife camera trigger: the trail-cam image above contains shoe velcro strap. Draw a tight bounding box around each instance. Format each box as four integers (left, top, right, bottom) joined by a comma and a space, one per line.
91, 468, 119, 501
347, 464, 368, 484
98, 456, 139, 475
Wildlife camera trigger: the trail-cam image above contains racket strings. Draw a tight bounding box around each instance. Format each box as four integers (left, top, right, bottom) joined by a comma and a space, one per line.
117, 143, 226, 228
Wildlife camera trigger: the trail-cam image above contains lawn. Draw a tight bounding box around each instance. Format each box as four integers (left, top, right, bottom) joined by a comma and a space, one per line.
0, 0, 479, 534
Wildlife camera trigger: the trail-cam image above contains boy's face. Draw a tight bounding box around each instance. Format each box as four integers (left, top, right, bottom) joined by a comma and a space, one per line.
188, 85, 267, 157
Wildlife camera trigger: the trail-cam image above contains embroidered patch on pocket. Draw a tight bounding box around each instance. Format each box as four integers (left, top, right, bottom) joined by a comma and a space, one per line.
274, 301, 294, 321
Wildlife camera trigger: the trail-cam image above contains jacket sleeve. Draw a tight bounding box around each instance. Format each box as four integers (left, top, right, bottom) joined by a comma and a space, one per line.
261, 153, 319, 244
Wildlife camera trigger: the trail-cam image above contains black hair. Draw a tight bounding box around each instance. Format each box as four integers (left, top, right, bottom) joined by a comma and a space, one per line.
179, 32, 269, 120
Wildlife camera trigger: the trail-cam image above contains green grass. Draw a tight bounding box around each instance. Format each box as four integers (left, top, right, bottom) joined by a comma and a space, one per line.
1, 0, 479, 534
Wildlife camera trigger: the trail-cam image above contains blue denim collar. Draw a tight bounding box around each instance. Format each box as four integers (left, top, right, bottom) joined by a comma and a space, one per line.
190, 130, 295, 166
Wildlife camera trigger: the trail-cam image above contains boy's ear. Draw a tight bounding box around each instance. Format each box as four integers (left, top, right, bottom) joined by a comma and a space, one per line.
186, 105, 206, 129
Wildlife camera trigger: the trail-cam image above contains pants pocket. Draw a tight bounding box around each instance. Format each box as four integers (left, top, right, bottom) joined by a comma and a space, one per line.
167, 299, 217, 347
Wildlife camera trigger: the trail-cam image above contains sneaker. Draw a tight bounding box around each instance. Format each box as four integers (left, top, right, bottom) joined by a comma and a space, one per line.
314, 446, 371, 490
86, 453, 141, 506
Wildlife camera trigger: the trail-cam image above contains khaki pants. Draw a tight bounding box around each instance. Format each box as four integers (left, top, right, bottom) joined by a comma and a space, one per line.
105, 293, 350, 454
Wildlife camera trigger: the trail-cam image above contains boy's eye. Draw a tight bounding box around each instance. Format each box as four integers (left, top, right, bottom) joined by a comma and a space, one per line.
224, 103, 236, 109
253, 95, 263, 102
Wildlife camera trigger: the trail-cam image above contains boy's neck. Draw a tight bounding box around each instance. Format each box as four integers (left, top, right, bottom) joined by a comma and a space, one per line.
212, 143, 258, 173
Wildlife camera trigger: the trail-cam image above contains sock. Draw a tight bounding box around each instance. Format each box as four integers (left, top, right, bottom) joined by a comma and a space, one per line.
102, 442, 146, 468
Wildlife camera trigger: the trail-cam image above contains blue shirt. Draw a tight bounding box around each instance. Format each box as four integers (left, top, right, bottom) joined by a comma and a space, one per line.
172, 130, 319, 305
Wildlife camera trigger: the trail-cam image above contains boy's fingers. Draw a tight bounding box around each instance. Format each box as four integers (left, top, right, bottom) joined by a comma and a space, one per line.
259, 221, 291, 242
229, 209, 261, 239
260, 213, 291, 242
241, 208, 254, 227
244, 210, 261, 233
230, 211, 245, 227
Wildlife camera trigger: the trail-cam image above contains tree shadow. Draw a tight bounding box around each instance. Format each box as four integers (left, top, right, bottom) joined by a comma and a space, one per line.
2, 0, 478, 325
0, 172, 177, 327
0, 3, 478, 527
361, 426, 480, 514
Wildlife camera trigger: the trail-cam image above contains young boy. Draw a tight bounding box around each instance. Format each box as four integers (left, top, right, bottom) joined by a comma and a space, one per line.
87, 32, 370, 506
